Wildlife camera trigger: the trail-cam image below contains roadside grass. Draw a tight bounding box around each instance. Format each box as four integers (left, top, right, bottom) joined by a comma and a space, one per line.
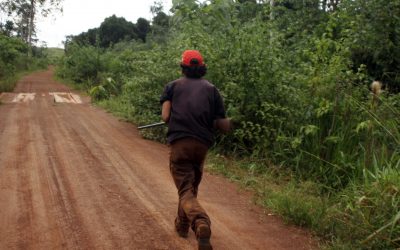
1, 57, 53, 93
206, 153, 328, 242
205, 152, 400, 250
0, 74, 19, 92
97, 96, 135, 122
0, 69, 41, 92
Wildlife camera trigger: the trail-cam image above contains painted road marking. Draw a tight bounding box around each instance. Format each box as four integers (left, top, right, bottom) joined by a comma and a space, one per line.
2, 92, 83, 104
69, 93, 83, 104
49, 92, 82, 104
12, 93, 36, 103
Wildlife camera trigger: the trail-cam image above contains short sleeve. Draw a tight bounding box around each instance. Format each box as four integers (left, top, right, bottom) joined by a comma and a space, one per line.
160, 82, 175, 104
213, 87, 226, 119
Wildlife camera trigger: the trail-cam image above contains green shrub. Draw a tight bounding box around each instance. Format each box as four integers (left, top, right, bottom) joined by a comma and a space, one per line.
57, 43, 104, 85
89, 85, 108, 101
0, 34, 48, 92
0, 34, 28, 86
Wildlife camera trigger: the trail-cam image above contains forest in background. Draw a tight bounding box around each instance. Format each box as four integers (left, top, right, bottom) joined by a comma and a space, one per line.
2, 0, 400, 249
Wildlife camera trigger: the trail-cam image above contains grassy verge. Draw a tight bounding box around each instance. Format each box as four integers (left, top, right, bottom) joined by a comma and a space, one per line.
0, 69, 44, 93
206, 153, 328, 244
97, 96, 135, 122
205, 153, 400, 249
0, 73, 21, 92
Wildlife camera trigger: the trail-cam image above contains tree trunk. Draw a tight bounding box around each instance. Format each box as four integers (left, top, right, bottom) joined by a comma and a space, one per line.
27, 0, 35, 56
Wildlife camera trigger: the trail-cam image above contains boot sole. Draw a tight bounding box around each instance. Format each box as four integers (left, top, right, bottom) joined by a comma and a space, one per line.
197, 225, 212, 250
198, 238, 213, 250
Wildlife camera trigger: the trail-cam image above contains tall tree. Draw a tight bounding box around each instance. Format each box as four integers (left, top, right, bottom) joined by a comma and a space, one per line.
0, 20, 14, 36
15, 2, 31, 42
99, 15, 136, 47
0, 0, 63, 50
150, 0, 170, 43
136, 18, 151, 42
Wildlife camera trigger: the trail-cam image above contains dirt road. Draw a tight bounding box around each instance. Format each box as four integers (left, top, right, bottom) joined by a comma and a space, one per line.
0, 69, 317, 250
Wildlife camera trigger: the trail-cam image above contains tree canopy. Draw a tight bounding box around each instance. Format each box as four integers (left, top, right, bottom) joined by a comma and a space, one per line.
66, 15, 155, 48
99, 15, 137, 47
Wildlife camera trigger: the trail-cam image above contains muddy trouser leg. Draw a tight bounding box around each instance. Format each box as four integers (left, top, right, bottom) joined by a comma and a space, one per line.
170, 138, 211, 232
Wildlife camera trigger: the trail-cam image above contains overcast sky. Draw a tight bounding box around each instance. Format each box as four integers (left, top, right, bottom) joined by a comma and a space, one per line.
36, 0, 172, 48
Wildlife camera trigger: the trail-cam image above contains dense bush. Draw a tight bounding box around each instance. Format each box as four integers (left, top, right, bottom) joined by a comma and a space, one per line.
0, 34, 28, 85
57, 43, 103, 86
0, 34, 48, 92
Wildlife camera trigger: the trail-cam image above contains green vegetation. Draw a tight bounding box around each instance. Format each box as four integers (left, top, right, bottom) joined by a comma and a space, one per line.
0, 34, 27, 91
206, 153, 400, 249
64, 15, 154, 48
56, 0, 400, 248
0, 34, 48, 92
0, 0, 60, 92
46, 47, 64, 65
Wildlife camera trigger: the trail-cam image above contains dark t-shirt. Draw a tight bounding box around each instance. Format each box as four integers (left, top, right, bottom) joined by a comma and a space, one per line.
160, 77, 226, 147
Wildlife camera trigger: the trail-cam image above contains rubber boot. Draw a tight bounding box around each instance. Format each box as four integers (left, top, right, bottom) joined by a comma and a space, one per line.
196, 224, 212, 250
175, 217, 190, 238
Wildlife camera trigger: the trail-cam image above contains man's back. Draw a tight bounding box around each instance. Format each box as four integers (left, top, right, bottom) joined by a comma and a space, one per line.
163, 77, 225, 147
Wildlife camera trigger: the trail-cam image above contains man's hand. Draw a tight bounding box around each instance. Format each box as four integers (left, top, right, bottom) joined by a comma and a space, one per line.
214, 118, 232, 133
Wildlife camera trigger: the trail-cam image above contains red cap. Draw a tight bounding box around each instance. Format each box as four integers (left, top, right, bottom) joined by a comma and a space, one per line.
181, 50, 204, 66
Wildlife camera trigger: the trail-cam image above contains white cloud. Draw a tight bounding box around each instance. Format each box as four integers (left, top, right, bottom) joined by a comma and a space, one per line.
36, 0, 172, 48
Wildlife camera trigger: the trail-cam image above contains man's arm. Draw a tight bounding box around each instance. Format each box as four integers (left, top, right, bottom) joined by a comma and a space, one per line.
162, 100, 171, 122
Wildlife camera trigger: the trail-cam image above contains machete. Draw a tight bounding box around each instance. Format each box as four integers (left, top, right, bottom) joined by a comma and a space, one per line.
138, 122, 166, 130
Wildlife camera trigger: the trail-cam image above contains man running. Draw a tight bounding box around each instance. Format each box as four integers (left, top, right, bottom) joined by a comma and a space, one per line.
160, 50, 231, 250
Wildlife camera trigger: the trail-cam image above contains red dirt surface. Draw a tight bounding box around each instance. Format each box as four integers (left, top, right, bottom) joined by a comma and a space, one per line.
0, 69, 318, 250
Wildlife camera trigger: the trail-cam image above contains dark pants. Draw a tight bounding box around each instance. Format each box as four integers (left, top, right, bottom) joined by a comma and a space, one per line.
169, 137, 211, 231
